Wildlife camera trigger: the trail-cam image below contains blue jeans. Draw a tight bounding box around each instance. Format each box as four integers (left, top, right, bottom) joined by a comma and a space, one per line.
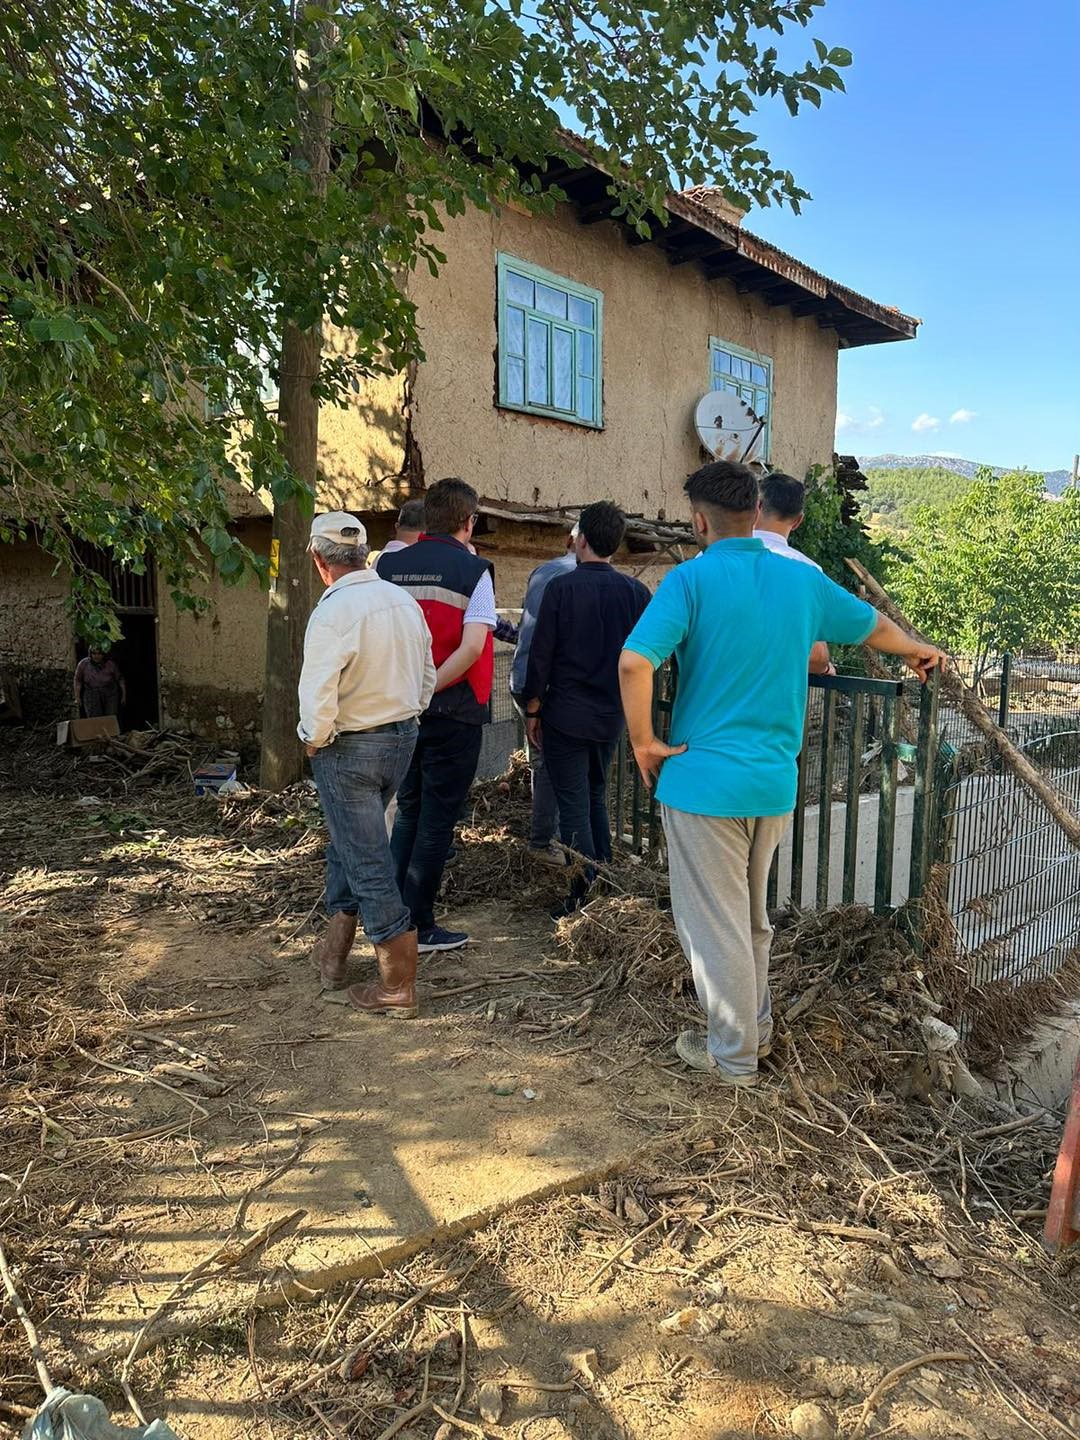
311, 723, 418, 944
391, 713, 483, 933
543, 725, 616, 908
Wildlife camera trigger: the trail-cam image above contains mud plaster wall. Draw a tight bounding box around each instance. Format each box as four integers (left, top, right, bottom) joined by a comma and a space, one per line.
311, 198, 839, 518
317, 352, 410, 514
410, 203, 838, 513
157, 519, 271, 741
473, 522, 676, 611
0, 540, 75, 720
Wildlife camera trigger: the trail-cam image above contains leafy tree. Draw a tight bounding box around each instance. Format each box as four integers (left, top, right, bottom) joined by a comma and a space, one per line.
890, 469, 1080, 669
0, 0, 853, 778
792, 462, 889, 587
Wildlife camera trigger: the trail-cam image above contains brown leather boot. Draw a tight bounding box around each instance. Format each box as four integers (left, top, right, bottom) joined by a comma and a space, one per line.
313, 911, 358, 990
346, 929, 418, 1018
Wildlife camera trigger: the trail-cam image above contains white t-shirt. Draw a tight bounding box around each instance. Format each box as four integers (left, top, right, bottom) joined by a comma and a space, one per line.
754, 527, 822, 569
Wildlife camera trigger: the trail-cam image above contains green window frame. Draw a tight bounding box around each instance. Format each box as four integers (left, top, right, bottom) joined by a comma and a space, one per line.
709, 337, 772, 460
497, 253, 602, 428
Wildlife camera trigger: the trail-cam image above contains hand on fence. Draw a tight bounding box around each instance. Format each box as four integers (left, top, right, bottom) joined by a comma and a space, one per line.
903, 642, 945, 684
632, 736, 688, 790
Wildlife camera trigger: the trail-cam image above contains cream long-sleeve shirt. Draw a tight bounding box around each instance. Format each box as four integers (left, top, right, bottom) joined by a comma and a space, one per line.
297, 570, 436, 749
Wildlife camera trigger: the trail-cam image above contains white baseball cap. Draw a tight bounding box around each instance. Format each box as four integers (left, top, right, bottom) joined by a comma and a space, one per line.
309, 511, 368, 547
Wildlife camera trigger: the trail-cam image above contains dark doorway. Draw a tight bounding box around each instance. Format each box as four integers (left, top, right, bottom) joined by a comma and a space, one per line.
73, 545, 161, 731
114, 614, 160, 729
75, 616, 160, 730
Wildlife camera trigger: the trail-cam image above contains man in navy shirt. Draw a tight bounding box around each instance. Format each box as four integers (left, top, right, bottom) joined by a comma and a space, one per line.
523, 502, 650, 914
510, 522, 578, 864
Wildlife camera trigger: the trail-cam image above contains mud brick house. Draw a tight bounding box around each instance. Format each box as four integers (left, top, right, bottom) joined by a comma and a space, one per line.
0, 144, 918, 740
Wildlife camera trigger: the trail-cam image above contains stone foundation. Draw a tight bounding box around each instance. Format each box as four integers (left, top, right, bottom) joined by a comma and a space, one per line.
159, 680, 262, 747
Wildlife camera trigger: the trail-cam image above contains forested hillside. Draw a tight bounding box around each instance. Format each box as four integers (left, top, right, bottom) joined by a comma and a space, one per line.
862, 466, 974, 532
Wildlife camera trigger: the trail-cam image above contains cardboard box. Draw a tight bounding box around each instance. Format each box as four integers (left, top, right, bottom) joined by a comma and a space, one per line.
193, 762, 238, 795
56, 716, 121, 746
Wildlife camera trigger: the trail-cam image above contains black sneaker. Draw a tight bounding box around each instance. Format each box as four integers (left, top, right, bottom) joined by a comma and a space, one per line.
417, 926, 470, 953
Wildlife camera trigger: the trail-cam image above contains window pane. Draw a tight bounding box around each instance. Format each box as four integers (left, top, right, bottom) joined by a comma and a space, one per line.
534, 283, 568, 319
577, 384, 594, 423
750, 362, 767, 386
553, 328, 573, 410
568, 295, 595, 327
577, 331, 594, 377
505, 305, 525, 356
712, 348, 732, 376
506, 270, 534, 306
505, 356, 525, 404
731, 355, 750, 380
740, 386, 754, 405
724, 379, 739, 395
527, 318, 549, 405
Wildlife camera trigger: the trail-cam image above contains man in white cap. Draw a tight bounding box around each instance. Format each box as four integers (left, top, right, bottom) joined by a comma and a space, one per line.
298, 511, 436, 1017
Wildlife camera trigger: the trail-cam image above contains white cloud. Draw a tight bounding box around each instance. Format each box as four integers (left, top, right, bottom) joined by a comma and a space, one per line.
912, 413, 940, 433
950, 408, 977, 424
835, 405, 885, 438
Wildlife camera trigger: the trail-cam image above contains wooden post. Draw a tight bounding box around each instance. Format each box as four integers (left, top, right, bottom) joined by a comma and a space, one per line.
259, 25, 332, 791
846, 557, 1080, 848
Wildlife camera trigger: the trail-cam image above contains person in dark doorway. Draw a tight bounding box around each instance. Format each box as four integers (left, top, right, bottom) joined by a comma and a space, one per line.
74, 647, 126, 719
509, 522, 579, 866
522, 502, 650, 916
377, 477, 497, 952
299, 511, 435, 1016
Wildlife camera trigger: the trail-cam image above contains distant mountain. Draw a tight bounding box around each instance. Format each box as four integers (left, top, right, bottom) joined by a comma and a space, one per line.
857, 453, 1072, 495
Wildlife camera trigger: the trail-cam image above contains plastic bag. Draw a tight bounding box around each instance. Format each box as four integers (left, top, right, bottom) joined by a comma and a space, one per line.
23, 1389, 181, 1440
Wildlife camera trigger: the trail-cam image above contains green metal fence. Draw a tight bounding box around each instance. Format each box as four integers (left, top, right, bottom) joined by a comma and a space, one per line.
609, 661, 675, 855
609, 665, 945, 919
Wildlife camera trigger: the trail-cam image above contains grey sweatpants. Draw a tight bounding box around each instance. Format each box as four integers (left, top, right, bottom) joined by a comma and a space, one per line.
661, 806, 791, 1078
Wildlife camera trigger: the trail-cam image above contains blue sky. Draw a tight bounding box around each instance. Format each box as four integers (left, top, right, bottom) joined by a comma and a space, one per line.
739, 0, 1080, 473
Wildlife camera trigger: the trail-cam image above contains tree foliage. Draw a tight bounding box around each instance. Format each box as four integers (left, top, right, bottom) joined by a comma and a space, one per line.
0, 0, 852, 639
890, 469, 1080, 663
791, 462, 889, 587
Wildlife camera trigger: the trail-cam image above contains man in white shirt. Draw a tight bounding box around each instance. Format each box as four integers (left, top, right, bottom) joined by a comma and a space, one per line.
755, 473, 834, 675
299, 511, 436, 1016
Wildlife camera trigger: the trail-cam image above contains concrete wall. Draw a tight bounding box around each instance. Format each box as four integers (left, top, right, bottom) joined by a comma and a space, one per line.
313, 197, 840, 518
774, 789, 916, 911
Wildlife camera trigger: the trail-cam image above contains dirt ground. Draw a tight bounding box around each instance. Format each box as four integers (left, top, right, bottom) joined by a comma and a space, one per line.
2, 732, 1078, 1440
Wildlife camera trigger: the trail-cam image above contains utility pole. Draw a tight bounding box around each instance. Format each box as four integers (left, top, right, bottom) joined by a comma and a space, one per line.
260, 23, 333, 790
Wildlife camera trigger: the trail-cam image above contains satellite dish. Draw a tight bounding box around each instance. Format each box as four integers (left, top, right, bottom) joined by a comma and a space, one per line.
694, 389, 766, 463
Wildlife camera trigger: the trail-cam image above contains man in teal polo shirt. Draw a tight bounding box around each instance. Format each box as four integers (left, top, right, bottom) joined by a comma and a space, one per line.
619, 461, 942, 1085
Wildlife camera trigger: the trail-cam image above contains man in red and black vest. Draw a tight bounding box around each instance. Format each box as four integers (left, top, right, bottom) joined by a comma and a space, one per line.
377, 477, 496, 952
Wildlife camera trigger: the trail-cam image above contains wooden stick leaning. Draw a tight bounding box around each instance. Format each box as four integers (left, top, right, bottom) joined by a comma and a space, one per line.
0, 1238, 54, 1396
846, 557, 1080, 847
